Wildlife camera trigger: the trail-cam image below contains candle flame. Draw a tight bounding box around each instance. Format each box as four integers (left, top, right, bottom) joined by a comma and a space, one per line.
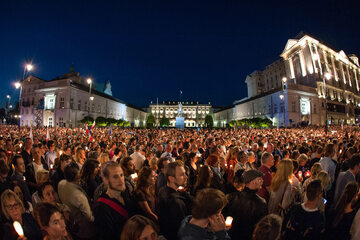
13, 221, 24, 237
225, 216, 233, 227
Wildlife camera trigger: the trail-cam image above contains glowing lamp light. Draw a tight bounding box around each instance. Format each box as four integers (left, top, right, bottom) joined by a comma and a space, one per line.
87, 78, 92, 84
26, 64, 33, 71
225, 216, 233, 228
13, 221, 24, 237
130, 173, 138, 180
280, 94, 284, 100
14, 82, 21, 89
90, 96, 94, 101
282, 77, 287, 83
325, 72, 332, 80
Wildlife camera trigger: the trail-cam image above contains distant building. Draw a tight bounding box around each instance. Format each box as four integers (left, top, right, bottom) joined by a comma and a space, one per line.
19, 68, 146, 127
148, 101, 212, 127
215, 32, 360, 127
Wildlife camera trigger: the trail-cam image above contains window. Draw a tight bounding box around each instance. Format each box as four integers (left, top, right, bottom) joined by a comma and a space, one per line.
78, 100, 81, 110
85, 101, 88, 111
70, 98, 74, 109
91, 103, 95, 112
48, 117, 53, 127
59, 117, 64, 127
313, 104, 317, 114
274, 104, 277, 113
60, 97, 65, 108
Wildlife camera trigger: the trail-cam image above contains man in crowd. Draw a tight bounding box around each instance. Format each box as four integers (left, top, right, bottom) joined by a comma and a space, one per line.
21, 137, 33, 166
50, 154, 72, 191
25, 144, 48, 193
158, 161, 193, 240
45, 140, 57, 168
160, 143, 175, 162
319, 143, 337, 185
58, 162, 96, 239
223, 169, 268, 240
120, 156, 136, 194
130, 145, 145, 171
10, 155, 32, 202
155, 157, 170, 195
258, 152, 274, 202
283, 180, 325, 239
94, 161, 134, 240
178, 188, 230, 240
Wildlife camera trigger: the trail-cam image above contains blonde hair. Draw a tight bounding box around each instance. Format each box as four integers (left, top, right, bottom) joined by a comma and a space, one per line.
99, 153, 110, 164
35, 169, 50, 184
297, 154, 308, 165
317, 171, 331, 189
310, 163, 322, 179
271, 159, 294, 192
1, 189, 25, 220
149, 157, 158, 171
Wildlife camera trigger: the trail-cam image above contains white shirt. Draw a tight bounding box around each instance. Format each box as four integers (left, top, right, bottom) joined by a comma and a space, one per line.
32, 162, 44, 174
130, 151, 145, 170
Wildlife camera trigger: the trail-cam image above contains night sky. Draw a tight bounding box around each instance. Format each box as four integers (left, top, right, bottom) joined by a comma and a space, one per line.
1, 0, 359, 108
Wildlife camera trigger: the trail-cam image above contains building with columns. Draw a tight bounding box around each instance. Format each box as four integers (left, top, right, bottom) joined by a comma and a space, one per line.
148, 101, 212, 127
19, 69, 147, 128
215, 32, 360, 127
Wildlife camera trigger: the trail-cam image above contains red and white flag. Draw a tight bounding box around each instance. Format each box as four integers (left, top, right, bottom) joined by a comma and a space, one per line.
91, 121, 96, 130
46, 127, 50, 141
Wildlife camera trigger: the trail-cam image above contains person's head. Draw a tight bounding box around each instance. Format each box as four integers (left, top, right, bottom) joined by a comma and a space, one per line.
243, 169, 264, 190
247, 151, 256, 164
195, 165, 213, 188
47, 140, 55, 152
80, 159, 100, 182
252, 143, 259, 152
24, 137, 32, 150
120, 215, 159, 240
12, 183, 25, 202
87, 151, 100, 160
59, 154, 72, 171
36, 169, 49, 184
306, 179, 323, 202
192, 188, 227, 221
282, 149, 290, 159
114, 147, 121, 157
165, 161, 187, 189
12, 155, 25, 174
266, 143, 274, 153
99, 152, 110, 164
136, 167, 156, 192
233, 169, 245, 191
261, 152, 274, 168
333, 182, 359, 227
316, 146, 323, 157
121, 157, 136, 176
348, 154, 360, 174
165, 144, 172, 153
75, 147, 85, 161
237, 151, 248, 164
271, 159, 294, 192
149, 157, 158, 171
34, 203, 67, 239
0, 160, 9, 183
32, 145, 42, 161
64, 162, 80, 183
103, 161, 125, 192
39, 182, 57, 204
316, 170, 331, 189
252, 214, 283, 240
157, 157, 170, 173
206, 154, 219, 168
310, 163, 322, 179
324, 143, 335, 158
1, 189, 24, 221
297, 154, 308, 167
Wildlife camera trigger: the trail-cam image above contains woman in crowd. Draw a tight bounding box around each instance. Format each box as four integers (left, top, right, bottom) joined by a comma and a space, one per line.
12, 181, 33, 213
224, 147, 239, 182
185, 152, 199, 194
206, 154, 224, 191
1, 189, 42, 240
32, 169, 50, 204
268, 159, 295, 215
328, 182, 359, 240
302, 162, 322, 193
134, 166, 158, 221
193, 165, 213, 195
80, 159, 101, 201
120, 215, 163, 240
34, 202, 71, 240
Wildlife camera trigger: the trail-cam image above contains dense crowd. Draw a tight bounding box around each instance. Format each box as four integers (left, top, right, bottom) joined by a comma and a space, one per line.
0, 125, 359, 240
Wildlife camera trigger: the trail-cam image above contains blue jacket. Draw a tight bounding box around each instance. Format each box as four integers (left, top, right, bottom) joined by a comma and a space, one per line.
178, 216, 231, 240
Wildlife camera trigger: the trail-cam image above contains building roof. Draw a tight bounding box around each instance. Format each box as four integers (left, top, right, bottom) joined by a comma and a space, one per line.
149, 100, 211, 106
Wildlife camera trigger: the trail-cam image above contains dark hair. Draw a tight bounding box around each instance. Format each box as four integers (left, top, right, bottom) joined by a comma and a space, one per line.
120, 157, 133, 170
333, 182, 359, 227
59, 154, 72, 162
12, 155, 23, 167
206, 154, 218, 167
87, 151, 99, 160
34, 202, 61, 228
114, 147, 121, 156
195, 165, 213, 189
157, 157, 169, 170
252, 214, 283, 240
233, 169, 245, 184
135, 167, 154, 195
306, 180, 323, 201
38, 182, 54, 198
120, 215, 159, 240
0, 160, 9, 175
348, 154, 360, 170
192, 188, 227, 219
80, 159, 100, 182
63, 162, 80, 182
47, 140, 55, 148
165, 161, 183, 183
183, 142, 190, 150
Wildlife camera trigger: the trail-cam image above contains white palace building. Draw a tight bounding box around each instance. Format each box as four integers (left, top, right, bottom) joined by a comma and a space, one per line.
19, 68, 147, 128
215, 32, 360, 127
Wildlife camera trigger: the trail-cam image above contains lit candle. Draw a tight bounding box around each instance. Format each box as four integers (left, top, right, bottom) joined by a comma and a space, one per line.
289, 178, 293, 184
130, 173, 138, 180
225, 216, 233, 228
13, 221, 24, 237
59, 150, 63, 156
225, 163, 228, 167
178, 186, 184, 191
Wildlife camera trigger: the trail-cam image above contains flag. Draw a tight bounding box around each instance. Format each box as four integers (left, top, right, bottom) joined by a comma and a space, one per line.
29, 125, 33, 141
109, 128, 112, 136
46, 127, 50, 141
91, 121, 96, 130
85, 124, 89, 135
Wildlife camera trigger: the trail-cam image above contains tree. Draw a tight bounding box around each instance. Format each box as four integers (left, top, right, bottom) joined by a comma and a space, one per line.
123, 120, 130, 127
205, 115, 213, 128
160, 117, 170, 127
116, 119, 124, 127
96, 116, 108, 126
106, 118, 117, 126
229, 120, 237, 128
146, 114, 156, 128
81, 116, 94, 125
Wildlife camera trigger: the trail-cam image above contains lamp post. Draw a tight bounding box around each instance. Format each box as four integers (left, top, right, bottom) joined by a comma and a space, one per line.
87, 78, 93, 116
323, 72, 332, 134
280, 77, 287, 127
6, 95, 11, 119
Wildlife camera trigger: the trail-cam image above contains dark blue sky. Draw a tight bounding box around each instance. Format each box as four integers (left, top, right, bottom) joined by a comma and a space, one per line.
1, 0, 359, 108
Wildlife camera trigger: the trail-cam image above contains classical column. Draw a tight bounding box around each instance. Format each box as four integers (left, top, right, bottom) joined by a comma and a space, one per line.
331, 55, 338, 81
355, 69, 360, 92
289, 57, 295, 81
299, 51, 307, 77
308, 43, 317, 74
314, 44, 323, 75
346, 65, 352, 87
340, 62, 347, 84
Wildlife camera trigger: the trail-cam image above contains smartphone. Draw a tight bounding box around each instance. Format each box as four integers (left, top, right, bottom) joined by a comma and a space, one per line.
323, 198, 327, 204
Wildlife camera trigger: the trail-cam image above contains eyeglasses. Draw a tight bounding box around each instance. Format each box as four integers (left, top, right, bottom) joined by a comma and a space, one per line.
5, 203, 20, 210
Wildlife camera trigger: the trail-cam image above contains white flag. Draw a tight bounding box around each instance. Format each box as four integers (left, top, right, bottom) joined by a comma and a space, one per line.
29, 125, 33, 141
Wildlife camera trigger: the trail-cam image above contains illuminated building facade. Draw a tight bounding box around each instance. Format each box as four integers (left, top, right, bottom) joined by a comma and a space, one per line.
149, 101, 212, 127
19, 69, 147, 128
215, 33, 360, 127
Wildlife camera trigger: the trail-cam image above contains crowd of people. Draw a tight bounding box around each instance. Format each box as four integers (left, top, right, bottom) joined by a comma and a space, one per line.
0, 124, 359, 240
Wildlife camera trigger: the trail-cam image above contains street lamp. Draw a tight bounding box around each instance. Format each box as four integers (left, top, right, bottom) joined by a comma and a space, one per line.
87, 78, 93, 115
323, 72, 332, 134
280, 77, 287, 127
